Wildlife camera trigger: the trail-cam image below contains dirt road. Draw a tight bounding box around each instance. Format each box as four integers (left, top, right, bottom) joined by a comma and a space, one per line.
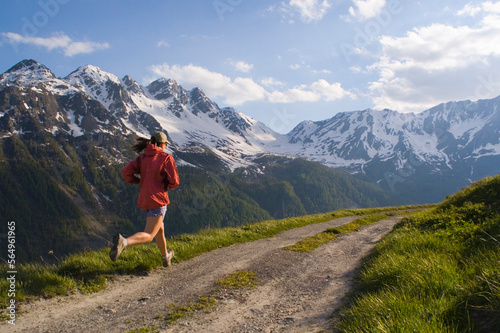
3, 215, 403, 333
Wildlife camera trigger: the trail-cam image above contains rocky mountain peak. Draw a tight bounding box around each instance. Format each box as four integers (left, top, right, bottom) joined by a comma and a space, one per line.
189, 87, 219, 115
65, 64, 121, 88
63, 65, 127, 110
122, 75, 143, 94
146, 78, 186, 100
0, 59, 57, 86
6, 59, 46, 72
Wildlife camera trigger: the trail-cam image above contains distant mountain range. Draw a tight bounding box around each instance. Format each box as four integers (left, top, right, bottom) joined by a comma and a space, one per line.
285, 98, 500, 202
2, 59, 499, 204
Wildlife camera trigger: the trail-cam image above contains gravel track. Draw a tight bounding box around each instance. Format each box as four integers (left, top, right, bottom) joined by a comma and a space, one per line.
2, 215, 403, 333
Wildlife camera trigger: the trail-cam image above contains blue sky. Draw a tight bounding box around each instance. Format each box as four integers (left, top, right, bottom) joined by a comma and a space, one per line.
1, 0, 500, 133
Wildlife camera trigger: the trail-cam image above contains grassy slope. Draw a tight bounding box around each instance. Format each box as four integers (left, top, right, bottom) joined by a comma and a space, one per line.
335, 175, 500, 332
283, 213, 392, 252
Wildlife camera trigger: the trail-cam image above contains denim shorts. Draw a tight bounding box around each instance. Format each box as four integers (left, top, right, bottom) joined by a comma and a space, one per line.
141, 206, 167, 218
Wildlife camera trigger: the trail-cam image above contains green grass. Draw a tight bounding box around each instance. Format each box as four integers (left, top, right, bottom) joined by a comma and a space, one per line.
284, 213, 393, 252
215, 271, 259, 290
335, 175, 500, 332
126, 326, 159, 333
0, 204, 428, 313
165, 296, 218, 324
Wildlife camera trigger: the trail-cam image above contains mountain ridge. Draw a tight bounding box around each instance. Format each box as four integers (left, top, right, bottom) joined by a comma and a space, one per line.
2, 59, 500, 201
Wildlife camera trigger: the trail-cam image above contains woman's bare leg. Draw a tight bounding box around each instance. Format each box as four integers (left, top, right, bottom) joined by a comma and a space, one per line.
126, 215, 165, 254
154, 222, 168, 256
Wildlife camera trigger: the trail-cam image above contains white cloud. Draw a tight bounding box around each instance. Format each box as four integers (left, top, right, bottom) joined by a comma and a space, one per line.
311, 79, 351, 101
269, 88, 318, 103
149, 63, 266, 105
63, 41, 109, 57
150, 63, 353, 106
1, 32, 109, 57
230, 60, 253, 73
457, 1, 500, 16
157, 40, 170, 47
348, 0, 386, 21
2, 32, 70, 50
311, 69, 332, 74
456, 3, 482, 16
349, 66, 363, 73
281, 0, 332, 23
269, 79, 351, 103
367, 10, 500, 113
261, 77, 285, 87
483, 1, 500, 13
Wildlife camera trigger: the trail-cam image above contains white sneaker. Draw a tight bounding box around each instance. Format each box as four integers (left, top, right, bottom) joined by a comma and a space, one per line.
163, 249, 174, 267
109, 234, 127, 261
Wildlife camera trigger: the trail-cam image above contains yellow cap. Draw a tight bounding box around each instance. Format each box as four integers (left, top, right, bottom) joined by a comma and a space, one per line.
152, 131, 170, 144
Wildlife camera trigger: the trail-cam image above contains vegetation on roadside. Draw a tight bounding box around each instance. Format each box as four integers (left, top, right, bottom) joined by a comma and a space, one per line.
0, 205, 425, 313
165, 296, 218, 324
126, 326, 159, 333
335, 175, 500, 332
215, 271, 259, 290
284, 213, 392, 252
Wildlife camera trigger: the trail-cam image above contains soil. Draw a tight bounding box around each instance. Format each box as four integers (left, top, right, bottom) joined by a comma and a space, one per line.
2, 215, 403, 333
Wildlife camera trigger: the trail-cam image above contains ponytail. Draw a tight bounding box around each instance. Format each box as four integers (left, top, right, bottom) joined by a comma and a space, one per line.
132, 135, 161, 153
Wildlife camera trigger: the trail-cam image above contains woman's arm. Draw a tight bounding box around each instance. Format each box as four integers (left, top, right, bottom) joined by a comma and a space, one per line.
163, 155, 179, 190
122, 156, 142, 184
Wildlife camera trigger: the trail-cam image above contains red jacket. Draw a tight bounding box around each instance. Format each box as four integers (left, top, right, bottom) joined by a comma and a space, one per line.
122, 144, 179, 209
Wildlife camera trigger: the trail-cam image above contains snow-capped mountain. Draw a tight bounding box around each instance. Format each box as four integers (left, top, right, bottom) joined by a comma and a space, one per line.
62, 61, 287, 168
1, 59, 500, 202
279, 98, 500, 201
0, 60, 288, 169
284, 100, 500, 170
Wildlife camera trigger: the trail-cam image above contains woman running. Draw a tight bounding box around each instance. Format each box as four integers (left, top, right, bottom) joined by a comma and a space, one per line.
110, 131, 179, 267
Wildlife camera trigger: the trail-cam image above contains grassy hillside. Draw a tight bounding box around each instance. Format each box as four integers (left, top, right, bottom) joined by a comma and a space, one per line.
335, 174, 500, 332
